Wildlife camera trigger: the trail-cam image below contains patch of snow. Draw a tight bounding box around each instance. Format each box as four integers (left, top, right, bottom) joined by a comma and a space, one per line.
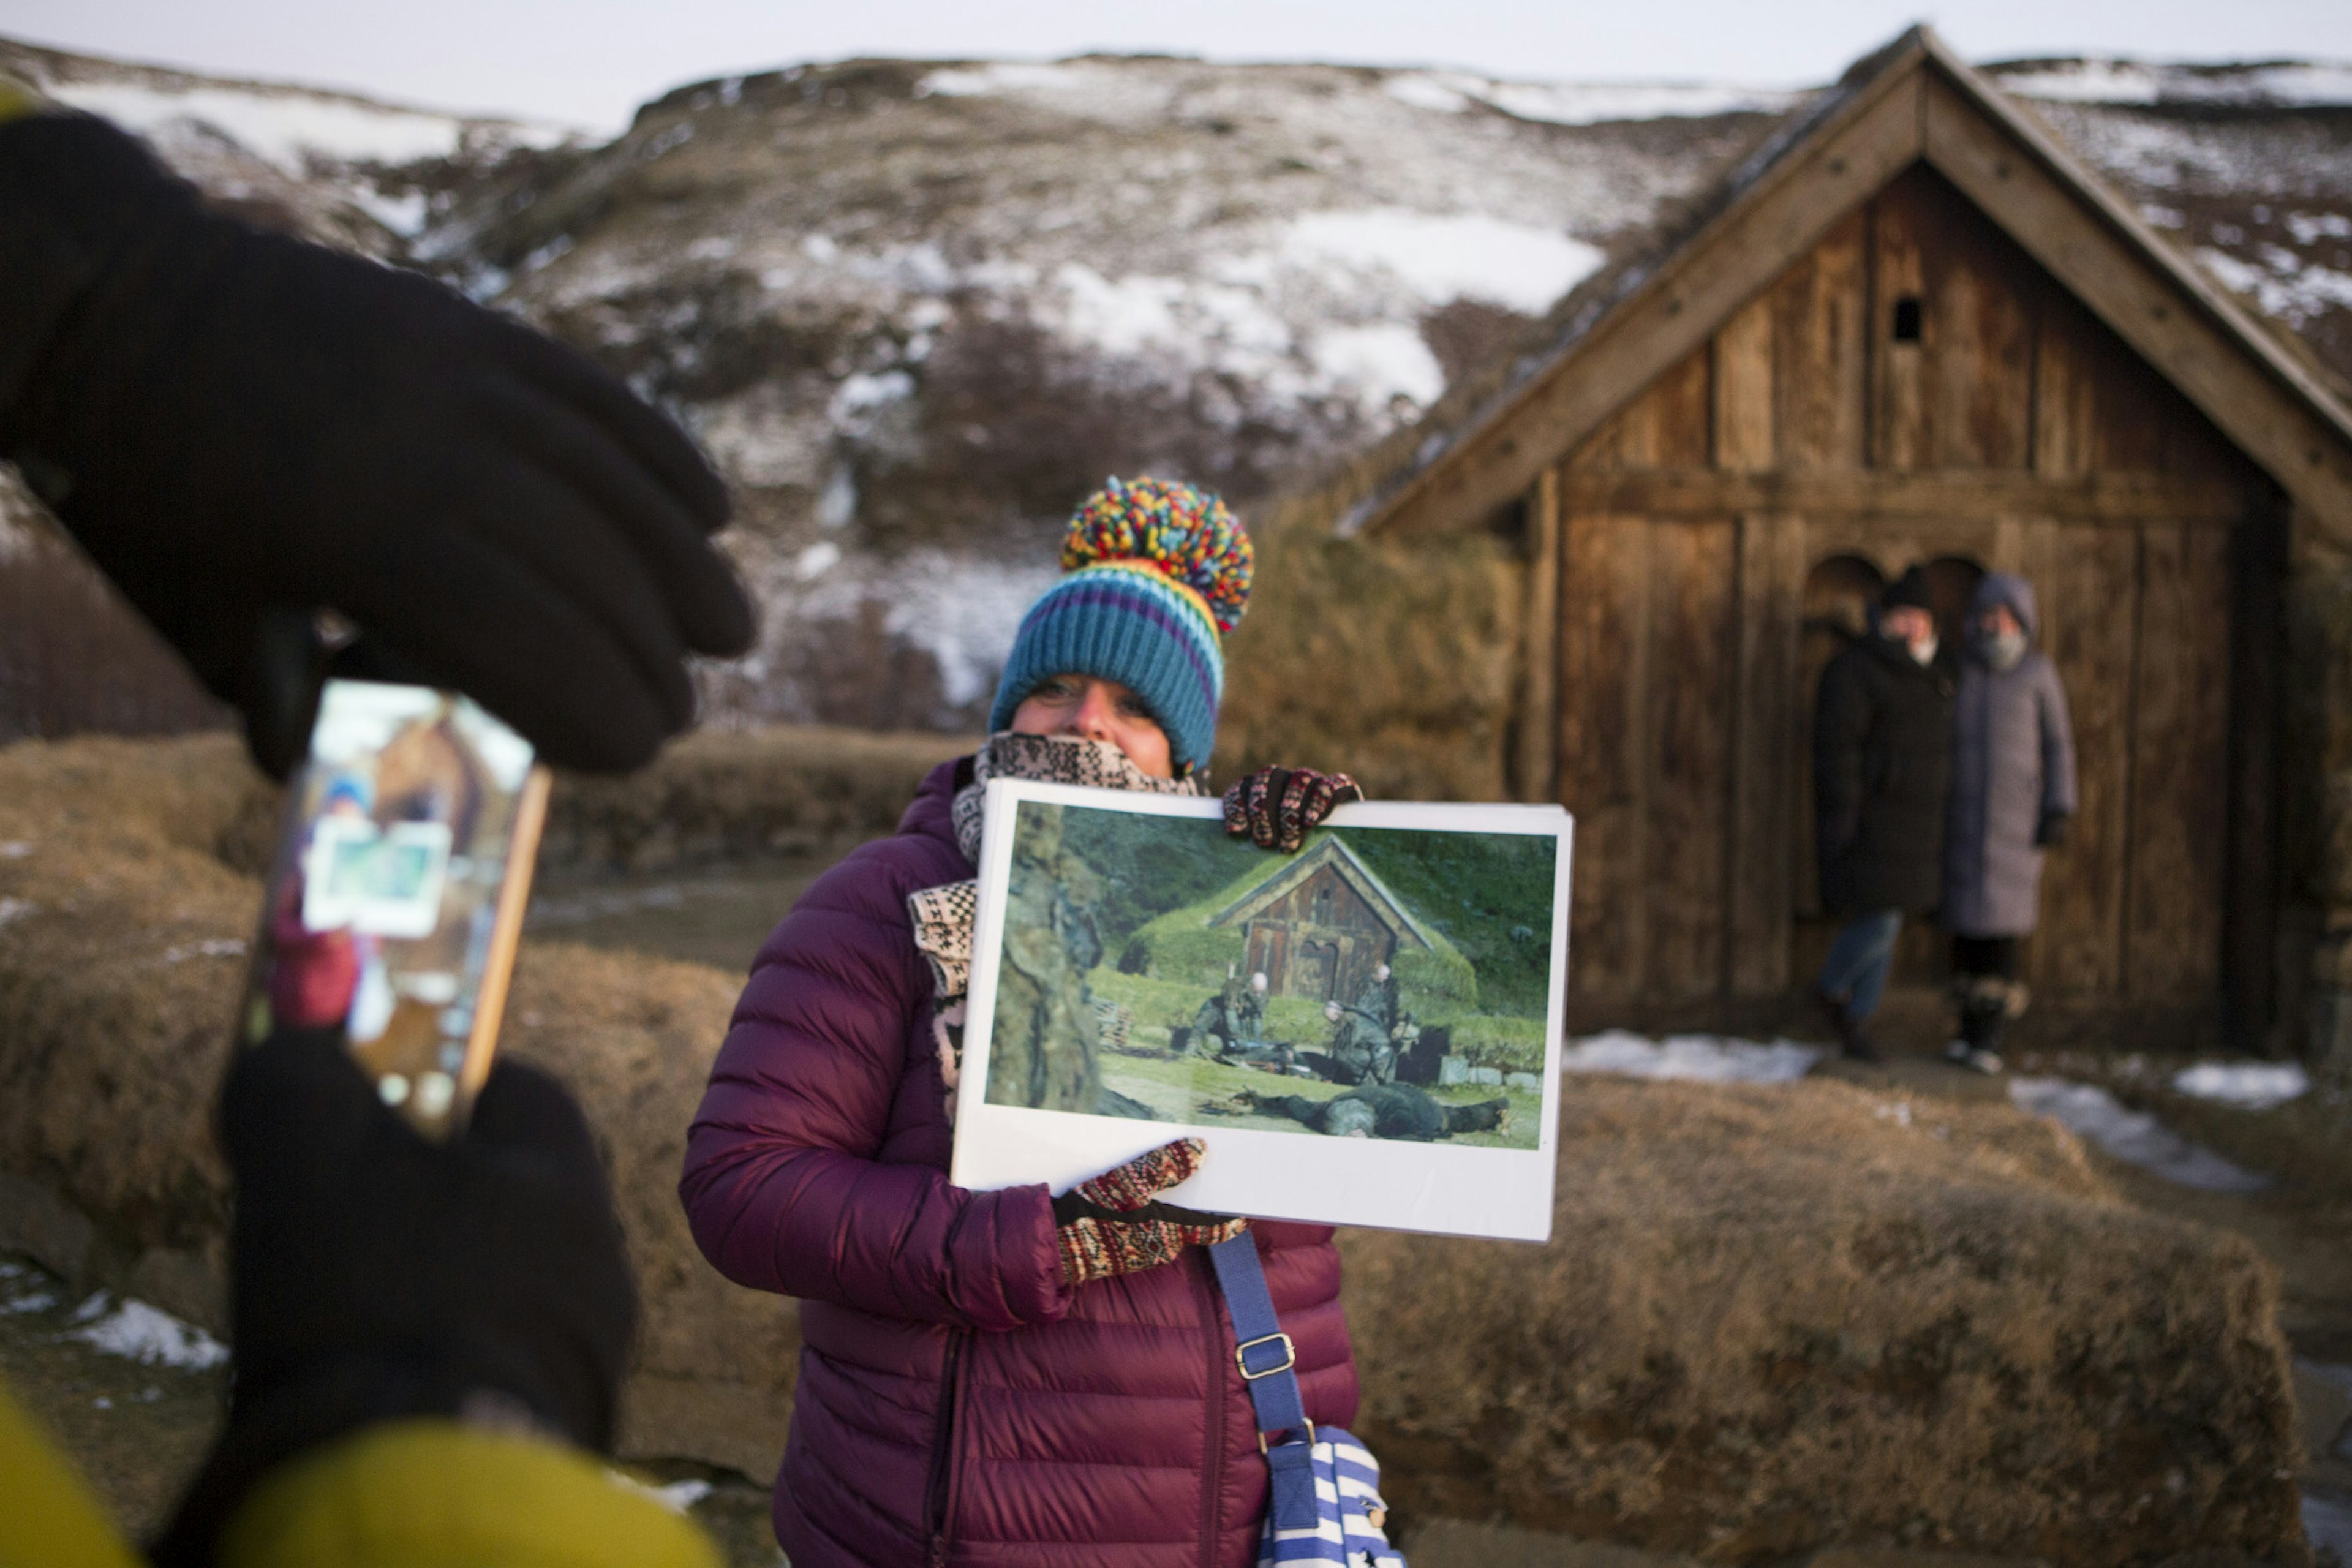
816, 466, 859, 529
0, 897, 37, 931
1308, 324, 1446, 408
1472, 79, 1800, 126
351, 186, 430, 236
685, 236, 739, 262
1278, 209, 1603, 314
1563, 1030, 1822, 1086
641, 122, 694, 158
520, 235, 575, 276
829, 370, 918, 426
1875, 1101, 1915, 1128
1378, 69, 1796, 126
161, 938, 248, 965
2, 1289, 57, 1314
2289, 211, 2352, 244
2007, 1077, 2269, 1192
876, 552, 1063, 708
68, 1297, 230, 1371
2196, 246, 2352, 326
48, 83, 496, 174
2139, 204, 2187, 229
918, 62, 1096, 99
607, 1471, 715, 1513
1383, 74, 1476, 115
794, 541, 843, 581
2171, 1060, 2310, 1110
2238, 64, 2352, 106
2305, 1488, 2352, 1566
0, 841, 29, 858
1055, 265, 1188, 356
1997, 61, 2166, 105
1997, 59, 2352, 109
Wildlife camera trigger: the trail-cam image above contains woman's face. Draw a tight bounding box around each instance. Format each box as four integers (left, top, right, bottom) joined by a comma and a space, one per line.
1009, 673, 1173, 778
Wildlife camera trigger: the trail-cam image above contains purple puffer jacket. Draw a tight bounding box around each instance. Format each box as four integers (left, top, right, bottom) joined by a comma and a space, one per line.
681, 758, 1359, 1568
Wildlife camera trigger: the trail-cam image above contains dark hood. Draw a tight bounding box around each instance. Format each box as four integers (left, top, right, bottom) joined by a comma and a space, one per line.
1969, 572, 2040, 643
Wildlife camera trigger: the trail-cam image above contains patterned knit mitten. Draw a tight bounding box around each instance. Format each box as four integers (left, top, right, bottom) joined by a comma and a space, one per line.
1052, 1138, 1247, 1287
1223, 767, 1363, 854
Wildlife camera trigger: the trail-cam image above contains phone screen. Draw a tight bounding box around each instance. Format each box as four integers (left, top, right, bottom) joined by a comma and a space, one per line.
239, 679, 551, 1137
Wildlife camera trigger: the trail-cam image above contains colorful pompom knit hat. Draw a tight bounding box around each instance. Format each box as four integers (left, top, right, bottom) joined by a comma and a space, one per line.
988, 477, 1253, 769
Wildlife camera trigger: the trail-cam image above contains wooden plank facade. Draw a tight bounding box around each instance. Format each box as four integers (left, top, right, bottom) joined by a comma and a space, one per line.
1540, 166, 2272, 1039
1351, 31, 2352, 1053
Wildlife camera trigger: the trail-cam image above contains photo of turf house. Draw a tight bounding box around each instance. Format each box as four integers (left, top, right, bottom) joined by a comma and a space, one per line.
976, 796, 1559, 1148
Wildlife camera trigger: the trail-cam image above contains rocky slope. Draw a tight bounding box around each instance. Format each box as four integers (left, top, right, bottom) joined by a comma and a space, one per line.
4, 38, 2349, 734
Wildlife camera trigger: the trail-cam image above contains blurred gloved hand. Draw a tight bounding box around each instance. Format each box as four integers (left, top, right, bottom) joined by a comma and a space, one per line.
0, 111, 755, 777
1223, 766, 1362, 854
2035, 810, 2071, 848
153, 1030, 636, 1565
1050, 1137, 1246, 1287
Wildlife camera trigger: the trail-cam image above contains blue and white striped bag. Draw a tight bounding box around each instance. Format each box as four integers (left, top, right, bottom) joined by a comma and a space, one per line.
1208, 1235, 1406, 1568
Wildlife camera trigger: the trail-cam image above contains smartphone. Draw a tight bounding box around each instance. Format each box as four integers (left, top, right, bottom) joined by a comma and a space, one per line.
239, 678, 551, 1138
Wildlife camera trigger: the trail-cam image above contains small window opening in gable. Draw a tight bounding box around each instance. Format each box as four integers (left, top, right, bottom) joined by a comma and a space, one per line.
1891, 296, 1924, 342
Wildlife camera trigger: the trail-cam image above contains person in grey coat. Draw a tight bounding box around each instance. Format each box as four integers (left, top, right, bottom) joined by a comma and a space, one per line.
1940, 573, 2077, 1072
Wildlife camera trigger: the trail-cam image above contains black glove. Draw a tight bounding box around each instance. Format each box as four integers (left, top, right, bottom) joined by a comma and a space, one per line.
153, 1031, 636, 1565
2035, 811, 2071, 848
0, 111, 755, 777
1223, 766, 1363, 854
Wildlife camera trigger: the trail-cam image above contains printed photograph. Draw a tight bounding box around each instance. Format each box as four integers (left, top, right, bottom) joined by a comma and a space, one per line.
981, 795, 1559, 1150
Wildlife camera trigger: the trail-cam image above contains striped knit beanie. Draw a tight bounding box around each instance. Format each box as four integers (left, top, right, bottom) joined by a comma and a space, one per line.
988, 477, 1253, 770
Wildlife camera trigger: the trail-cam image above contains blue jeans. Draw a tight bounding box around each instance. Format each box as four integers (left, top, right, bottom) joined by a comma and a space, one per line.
1819, 910, 1903, 1021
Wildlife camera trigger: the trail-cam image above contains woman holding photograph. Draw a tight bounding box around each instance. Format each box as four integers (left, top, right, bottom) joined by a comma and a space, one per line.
680, 478, 1364, 1568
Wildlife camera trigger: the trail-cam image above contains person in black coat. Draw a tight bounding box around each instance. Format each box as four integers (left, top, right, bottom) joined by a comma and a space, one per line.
1811, 567, 1956, 1060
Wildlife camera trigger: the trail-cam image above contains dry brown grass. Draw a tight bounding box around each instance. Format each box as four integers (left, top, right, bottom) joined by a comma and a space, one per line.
1343, 1077, 2302, 1565
0, 731, 816, 1478
540, 722, 973, 871
0, 734, 273, 1257
500, 944, 799, 1480
0, 734, 2310, 1546
1217, 513, 1525, 801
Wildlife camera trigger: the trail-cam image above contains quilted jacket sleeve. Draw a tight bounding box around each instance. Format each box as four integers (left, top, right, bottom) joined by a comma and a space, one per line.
678, 841, 1072, 1333
1812, 649, 1869, 862
2035, 656, 2079, 821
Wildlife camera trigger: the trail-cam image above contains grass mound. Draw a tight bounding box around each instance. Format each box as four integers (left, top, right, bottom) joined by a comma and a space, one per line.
1341, 1076, 2301, 1565
0, 731, 850, 1481
0, 733, 2309, 1548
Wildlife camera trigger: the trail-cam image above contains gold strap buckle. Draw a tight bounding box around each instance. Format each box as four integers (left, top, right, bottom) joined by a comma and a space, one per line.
1234, 1331, 1295, 1381
1257, 1418, 1316, 1455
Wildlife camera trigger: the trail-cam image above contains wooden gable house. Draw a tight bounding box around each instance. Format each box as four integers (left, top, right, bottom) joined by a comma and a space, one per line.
1209, 837, 1436, 1003
1335, 29, 2352, 1055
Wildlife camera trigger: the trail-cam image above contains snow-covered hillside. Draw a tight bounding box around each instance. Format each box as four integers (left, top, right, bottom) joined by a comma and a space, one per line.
0, 37, 577, 258
7, 37, 2351, 734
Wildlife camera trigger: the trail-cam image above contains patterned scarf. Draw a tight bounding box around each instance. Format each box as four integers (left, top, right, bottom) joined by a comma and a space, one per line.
908, 732, 1199, 1115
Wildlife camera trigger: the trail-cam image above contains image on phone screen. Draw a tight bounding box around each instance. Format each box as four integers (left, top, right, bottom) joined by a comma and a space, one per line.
241, 679, 550, 1137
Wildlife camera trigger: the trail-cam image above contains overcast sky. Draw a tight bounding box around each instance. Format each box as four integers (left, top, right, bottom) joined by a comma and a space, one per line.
8, 0, 2349, 131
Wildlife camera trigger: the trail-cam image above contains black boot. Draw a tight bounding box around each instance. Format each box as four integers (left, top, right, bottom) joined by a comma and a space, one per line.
1943, 990, 2008, 1076
1818, 987, 1882, 1064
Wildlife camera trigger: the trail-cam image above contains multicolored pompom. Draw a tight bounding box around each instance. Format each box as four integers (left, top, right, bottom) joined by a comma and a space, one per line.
1063, 477, 1253, 635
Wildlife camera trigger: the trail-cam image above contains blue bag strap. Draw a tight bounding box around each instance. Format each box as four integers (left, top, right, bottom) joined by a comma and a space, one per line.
1207, 1233, 1320, 1533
